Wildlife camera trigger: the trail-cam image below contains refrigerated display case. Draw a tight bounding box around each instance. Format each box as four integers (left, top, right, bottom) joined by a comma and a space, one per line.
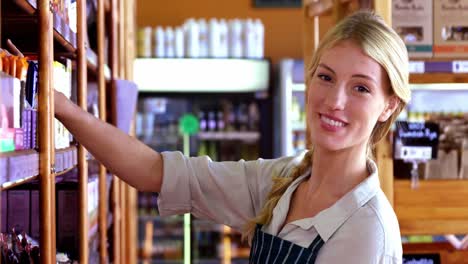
275, 59, 307, 157
134, 58, 271, 264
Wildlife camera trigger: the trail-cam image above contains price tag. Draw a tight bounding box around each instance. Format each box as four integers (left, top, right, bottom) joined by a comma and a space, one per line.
452, 61, 468, 73
403, 253, 440, 264
394, 121, 439, 160
408, 61, 425, 73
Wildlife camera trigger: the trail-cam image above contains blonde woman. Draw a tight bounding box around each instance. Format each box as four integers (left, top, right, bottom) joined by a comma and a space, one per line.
55, 10, 409, 263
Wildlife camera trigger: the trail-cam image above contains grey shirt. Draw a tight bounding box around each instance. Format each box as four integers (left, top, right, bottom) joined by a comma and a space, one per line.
158, 151, 402, 263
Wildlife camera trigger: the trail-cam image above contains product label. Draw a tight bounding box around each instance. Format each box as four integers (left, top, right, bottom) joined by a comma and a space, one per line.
392, 0, 433, 57
394, 121, 440, 160
394, 1, 425, 12
453, 60, 468, 72
403, 253, 441, 264
408, 61, 425, 73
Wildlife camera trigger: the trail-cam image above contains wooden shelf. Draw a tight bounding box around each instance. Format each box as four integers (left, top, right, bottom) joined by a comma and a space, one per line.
1, 175, 38, 190
0, 149, 39, 190
410, 73, 468, 84
0, 146, 78, 190
394, 179, 468, 235
6, 0, 111, 80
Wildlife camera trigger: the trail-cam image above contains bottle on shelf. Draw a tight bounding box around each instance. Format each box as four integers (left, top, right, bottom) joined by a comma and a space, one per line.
208, 141, 218, 161
217, 111, 225, 131
198, 19, 209, 57
244, 19, 256, 58
153, 26, 165, 58
207, 111, 217, 131
208, 18, 220, 58
228, 19, 243, 58
137, 27, 152, 58
219, 19, 229, 58
184, 18, 200, 58
237, 103, 249, 131
198, 111, 207, 132
254, 19, 264, 59
174, 27, 185, 58
198, 141, 208, 156
248, 102, 260, 131
165, 27, 175, 58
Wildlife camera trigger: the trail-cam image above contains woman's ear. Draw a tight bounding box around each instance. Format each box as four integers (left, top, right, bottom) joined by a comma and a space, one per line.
378, 96, 400, 122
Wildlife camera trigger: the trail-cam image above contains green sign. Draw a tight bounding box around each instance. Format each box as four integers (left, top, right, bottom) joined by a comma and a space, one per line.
179, 114, 199, 135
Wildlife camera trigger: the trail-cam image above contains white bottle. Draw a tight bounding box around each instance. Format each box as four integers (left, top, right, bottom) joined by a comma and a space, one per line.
208, 18, 220, 57
165, 27, 175, 58
244, 19, 256, 58
184, 18, 200, 58
198, 19, 209, 57
174, 26, 185, 58
153, 26, 165, 58
137, 27, 152, 58
219, 19, 229, 58
254, 19, 264, 58
228, 19, 243, 58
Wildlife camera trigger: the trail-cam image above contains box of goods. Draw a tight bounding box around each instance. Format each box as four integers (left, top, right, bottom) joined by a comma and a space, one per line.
392, 0, 433, 58
434, 0, 468, 58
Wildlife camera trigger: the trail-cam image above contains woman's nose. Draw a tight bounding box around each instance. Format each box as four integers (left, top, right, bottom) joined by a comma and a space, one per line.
324, 84, 346, 111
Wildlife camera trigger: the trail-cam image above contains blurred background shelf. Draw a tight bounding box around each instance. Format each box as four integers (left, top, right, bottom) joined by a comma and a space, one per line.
409, 73, 468, 84
394, 179, 468, 235
197, 131, 260, 142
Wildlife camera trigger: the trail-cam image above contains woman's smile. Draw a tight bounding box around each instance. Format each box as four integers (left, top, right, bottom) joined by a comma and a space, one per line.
318, 113, 348, 132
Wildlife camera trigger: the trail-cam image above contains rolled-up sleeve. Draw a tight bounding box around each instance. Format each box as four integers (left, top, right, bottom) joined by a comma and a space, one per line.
157, 151, 298, 231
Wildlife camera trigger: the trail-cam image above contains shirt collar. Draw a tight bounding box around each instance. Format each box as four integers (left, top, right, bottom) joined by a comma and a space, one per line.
311, 159, 380, 242
270, 159, 380, 242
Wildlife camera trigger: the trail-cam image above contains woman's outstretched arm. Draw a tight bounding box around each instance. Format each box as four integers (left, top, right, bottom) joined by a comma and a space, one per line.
55, 90, 163, 192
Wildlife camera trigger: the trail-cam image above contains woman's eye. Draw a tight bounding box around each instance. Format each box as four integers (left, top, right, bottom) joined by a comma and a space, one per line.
317, 74, 332, 82
355, 85, 370, 93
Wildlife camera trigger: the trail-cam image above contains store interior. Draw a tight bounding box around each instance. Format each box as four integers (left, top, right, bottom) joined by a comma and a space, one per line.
1, 0, 468, 263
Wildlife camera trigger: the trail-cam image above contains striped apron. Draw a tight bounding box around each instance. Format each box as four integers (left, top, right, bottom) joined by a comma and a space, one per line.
249, 224, 324, 264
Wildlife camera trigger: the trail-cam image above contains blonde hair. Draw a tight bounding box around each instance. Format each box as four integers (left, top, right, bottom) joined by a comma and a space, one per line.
242, 10, 411, 242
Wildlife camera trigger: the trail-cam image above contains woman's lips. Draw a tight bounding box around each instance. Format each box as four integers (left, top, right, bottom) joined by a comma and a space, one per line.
319, 113, 348, 132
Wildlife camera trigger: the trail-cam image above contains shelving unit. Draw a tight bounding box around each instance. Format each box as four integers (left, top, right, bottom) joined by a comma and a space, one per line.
135, 57, 271, 263
1, 0, 137, 263
410, 73, 468, 84
197, 131, 260, 142
395, 179, 468, 235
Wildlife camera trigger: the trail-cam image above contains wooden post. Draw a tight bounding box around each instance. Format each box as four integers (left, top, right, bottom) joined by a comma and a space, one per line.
119, 0, 125, 78
118, 2, 127, 258
372, 0, 394, 206
126, 186, 138, 264
373, 0, 391, 26
77, 0, 89, 263
110, 0, 121, 262
97, 0, 109, 262
49, 16, 57, 255
120, 181, 127, 263
333, 0, 350, 22
122, 0, 137, 262
38, 0, 54, 263
112, 178, 121, 264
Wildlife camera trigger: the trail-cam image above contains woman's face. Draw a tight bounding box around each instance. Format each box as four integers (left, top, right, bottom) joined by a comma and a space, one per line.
307, 40, 396, 153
